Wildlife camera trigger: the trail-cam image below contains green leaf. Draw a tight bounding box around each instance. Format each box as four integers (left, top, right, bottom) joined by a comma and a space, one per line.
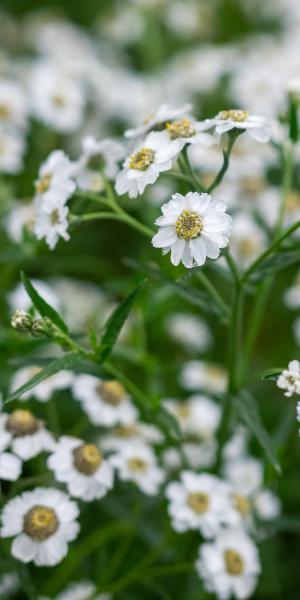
20, 271, 68, 333
249, 250, 300, 282
234, 390, 281, 474
98, 279, 147, 362
260, 367, 283, 381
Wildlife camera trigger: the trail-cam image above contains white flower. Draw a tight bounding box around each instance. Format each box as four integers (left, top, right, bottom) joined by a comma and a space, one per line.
165, 395, 221, 439
100, 421, 163, 453
196, 529, 261, 600
55, 581, 111, 600
254, 489, 281, 521
284, 271, 300, 309
224, 457, 263, 497
165, 313, 212, 352
115, 131, 181, 198
34, 197, 70, 250
10, 366, 74, 402
72, 375, 138, 427
162, 439, 217, 471
48, 436, 114, 502
0, 572, 20, 597
222, 427, 249, 462
79, 135, 124, 178
0, 79, 28, 131
230, 213, 267, 268
110, 443, 165, 495
166, 471, 231, 538
0, 130, 25, 174
180, 360, 228, 393
5, 202, 36, 243
202, 109, 273, 143
164, 116, 215, 150
0, 451, 22, 482
152, 192, 232, 268
125, 103, 192, 138
1, 488, 80, 566
277, 360, 300, 397
0, 410, 55, 459
34, 150, 76, 206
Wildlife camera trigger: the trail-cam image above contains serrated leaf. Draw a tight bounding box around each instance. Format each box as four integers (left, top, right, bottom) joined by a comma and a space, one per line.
234, 390, 281, 474
99, 279, 147, 362
249, 251, 300, 282
21, 271, 68, 333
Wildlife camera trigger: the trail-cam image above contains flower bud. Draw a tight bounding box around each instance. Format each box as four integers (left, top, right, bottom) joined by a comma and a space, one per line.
11, 310, 33, 333
31, 317, 54, 338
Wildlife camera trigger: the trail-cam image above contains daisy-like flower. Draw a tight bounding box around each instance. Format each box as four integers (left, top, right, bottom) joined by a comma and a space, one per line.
34, 150, 76, 206
34, 196, 70, 249
1, 488, 80, 566
125, 102, 192, 138
115, 131, 181, 198
253, 489, 281, 521
77, 135, 124, 187
10, 366, 74, 402
165, 313, 212, 353
0, 130, 25, 174
196, 529, 261, 599
110, 443, 165, 496
0, 410, 54, 460
100, 421, 163, 453
223, 457, 263, 497
277, 360, 300, 397
152, 192, 232, 268
165, 395, 221, 440
0, 451, 22, 482
202, 109, 273, 143
47, 436, 114, 502
54, 581, 111, 600
72, 375, 138, 427
166, 471, 231, 538
180, 360, 228, 393
164, 116, 215, 151
0, 79, 28, 131
162, 438, 217, 471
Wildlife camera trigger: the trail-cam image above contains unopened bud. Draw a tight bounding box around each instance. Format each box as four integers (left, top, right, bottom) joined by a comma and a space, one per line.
11, 310, 33, 333
31, 317, 54, 338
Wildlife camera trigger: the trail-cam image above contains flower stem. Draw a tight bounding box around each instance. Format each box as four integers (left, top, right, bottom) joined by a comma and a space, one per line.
178, 150, 205, 193
196, 270, 230, 319
207, 132, 239, 193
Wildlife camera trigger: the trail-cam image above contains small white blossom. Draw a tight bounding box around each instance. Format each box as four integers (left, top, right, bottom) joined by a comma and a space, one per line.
202, 109, 273, 143
34, 197, 70, 249
165, 313, 212, 352
180, 360, 228, 393
55, 581, 111, 600
162, 439, 217, 471
0, 410, 55, 459
5, 202, 36, 243
152, 192, 232, 268
110, 443, 165, 496
1, 488, 80, 566
0, 130, 25, 174
100, 421, 163, 453
223, 457, 263, 497
277, 360, 300, 397
165, 395, 221, 439
125, 103, 192, 138
254, 489, 281, 521
34, 150, 76, 206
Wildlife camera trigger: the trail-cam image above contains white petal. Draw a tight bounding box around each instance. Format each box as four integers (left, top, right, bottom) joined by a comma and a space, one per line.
171, 238, 185, 266
11, 534, 37, 563
189, 238, 207, 266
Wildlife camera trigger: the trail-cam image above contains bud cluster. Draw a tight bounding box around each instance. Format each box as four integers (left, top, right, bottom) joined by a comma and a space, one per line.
11, 310, 55, 338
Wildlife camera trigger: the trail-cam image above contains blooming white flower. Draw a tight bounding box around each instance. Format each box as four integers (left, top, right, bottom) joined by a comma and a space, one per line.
180, 360, 228, 393
79, 135, 124, 180
10, 366, 74, 402
0, 451, 22, 482
72, 375, 138, 427
48, 436, 114, 502
0, 410, 55, 459
196, 529, 261, 599
152, 192, 232, 268
55, 581, 111, 600
165, 395, 221, 439
125, 103, 192, 138
110, 443, 165, 495
1, 488, 80, 566
5, 202, 36, 243
165, 313, 212, 352
222, 427, 249, 462
100, 421, 163, 453
202, 109, 273, 143
0, 79, 28, 130
0, 130, 25, 174
277, 360, 300, 397
162, 438, 217, 471
164, 116, 215, 151
166, 471, 231, 537
34, 196, 70, 249
223, 457, 263, 497
115, 131, 181, 198
34, 150, 76, 206
254, 489, 281, 521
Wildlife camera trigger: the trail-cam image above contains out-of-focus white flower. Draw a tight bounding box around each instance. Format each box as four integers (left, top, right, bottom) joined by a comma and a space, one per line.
0, 79, 28, 131
165, 395, 221, 439
196, 529, 261, 600
203, 109, 273, 143
72, 375, 138, 427
48, 436, 114, 502
162, 438, 217, 471
0, 130, 25, 174
115, 131, 181, 198
180, 360, 228, 393
230, 213, 267, 268
51, 277, 109, 332
254, 489, 281, 521
34, 197, 70, 249
76, 136, 124, 193
165, 313, 212, 352
10, 366, 74, 402
277, 360, 300, 397
55, 581, 111, 600
0, 573, 20, 597
110, 443, 165, 496
8, 279, 60, 313
152, 192, 232, 268
166, 471, 231, 538
0, 410, 54, 459
258, 187, 300, 236
1, 488, 79, 566
100, 421, 163, 453
125, 103, 192, 139
224, 457, 263, 497
222, 427, 249, 462
34, 150, 76, 206
5, 202, 35, 243
284, 271, 300, 308
0, 451, 22, 481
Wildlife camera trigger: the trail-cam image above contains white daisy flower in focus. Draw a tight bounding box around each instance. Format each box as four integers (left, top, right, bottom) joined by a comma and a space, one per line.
202, 109, 273, 143
125, 103, 192, 138
115, 131, 181, 198
10, 366, 74, 402
110, 443, 165, 496
196, 529, 261, 600
34, 197, 70, 249
165, 313, 212, 352
48, 436, 114, 502
34, 150, 76, 206
0, 130, 25, 174
152, 192, 232, 268
1, 487, 80, 566
277, 360, 300, 397
72, 375, 138, 427
180, 360, 228, 393
0, 451, 22, 481
0, 410, 54, 459
164, 116, 215, 150
166, 471, 231, 537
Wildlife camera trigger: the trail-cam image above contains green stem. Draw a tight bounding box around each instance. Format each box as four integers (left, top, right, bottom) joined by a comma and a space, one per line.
178, 151, 205, 193
207, 133, 239, 193
196, 270, 230, 319
275, 144, 293, 238
223, 249, 240, 285
167, 170, 198, 185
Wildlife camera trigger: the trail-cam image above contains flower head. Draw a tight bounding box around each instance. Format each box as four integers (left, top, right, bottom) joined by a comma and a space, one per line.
125, 103, 192, 138
277, 360, 300, 397
202, 110, 273, 143
0, 410, 55, 460
110, 443, 165, 496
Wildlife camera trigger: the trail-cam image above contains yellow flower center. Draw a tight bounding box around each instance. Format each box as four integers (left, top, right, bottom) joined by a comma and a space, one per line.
35, 173, 52, 194
73, 443, 102, 475
187, 492, 210, 513
127, 457, 148, 473
175, 209, 203, 240
176, 404, 190, 419
233, 493, 251, 516
238, 238, 260, 258
23, 506, 59, 541
224, 549, 244, 575
242, 176, 265, 195
52, 94, 66, 107
129, 147, 155, 171
97, 380, 125, 406
6, 409, 40, 437
0, 103, 10, 119
166, 118, 195, 139
285, 191, 300, 213
113, 424, 138, 438
219, 109, 249, 123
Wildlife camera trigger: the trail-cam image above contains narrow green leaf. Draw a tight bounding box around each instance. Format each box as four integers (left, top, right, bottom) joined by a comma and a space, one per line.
249, 251, 300, 282
21, 271, 68, 333
99, 279, 147, 362
234, 391, 281, 474
260, 367, 283, 381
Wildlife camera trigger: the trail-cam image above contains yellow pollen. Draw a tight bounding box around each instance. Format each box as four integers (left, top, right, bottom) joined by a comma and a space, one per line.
35, 173, 52, 194
242, 177, 265, 195
166, 118, 195, 140
206, 365, 226, 380
285, 191, 300, 213
73, 443, 102, 475
97, 380, 125, 406
127, 457, 148, 473
6, 409, 40, 437
23, 505, 59, 541
233, 493, 251, 516
129, 147, 155, 171
224, 549, 244, 576
176, 404, 190, 419
113, 424, 138, 438
0, 103, 10, 119
175, 209, 203, 240
219, 109, 249, 123
238, 238, 260, 258
52, 94, 66, 107
143, 113, 154, 124
187, 492, 210, 514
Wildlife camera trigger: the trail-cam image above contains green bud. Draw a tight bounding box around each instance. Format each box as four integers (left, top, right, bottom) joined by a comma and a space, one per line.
31, 317, 55, 338
11, 310, 33, 333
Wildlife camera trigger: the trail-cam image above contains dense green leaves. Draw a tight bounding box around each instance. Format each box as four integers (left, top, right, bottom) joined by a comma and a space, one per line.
21, 271, 69, 333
